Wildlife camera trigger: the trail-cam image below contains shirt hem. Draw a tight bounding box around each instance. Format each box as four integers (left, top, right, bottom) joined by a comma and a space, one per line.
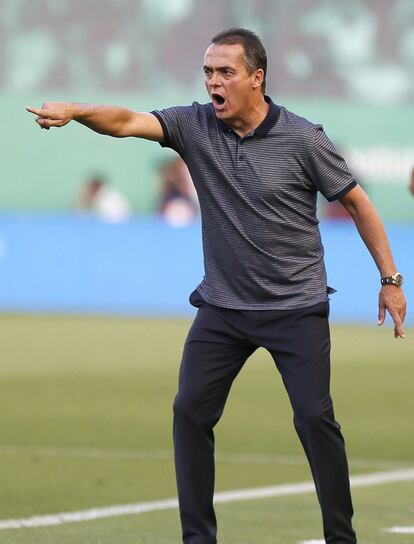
150, 110, 171, 148
327, 180, 357, 202
196, 288, 328, 311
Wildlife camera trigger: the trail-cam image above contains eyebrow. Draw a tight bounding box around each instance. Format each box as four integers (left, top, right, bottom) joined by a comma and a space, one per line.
203, 65, 235, 72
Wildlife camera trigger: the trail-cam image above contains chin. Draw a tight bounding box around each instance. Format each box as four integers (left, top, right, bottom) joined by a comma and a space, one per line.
215, 109, 232, 120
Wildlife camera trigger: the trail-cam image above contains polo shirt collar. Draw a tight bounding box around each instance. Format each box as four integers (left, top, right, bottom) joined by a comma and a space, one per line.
217, 96, 280, 136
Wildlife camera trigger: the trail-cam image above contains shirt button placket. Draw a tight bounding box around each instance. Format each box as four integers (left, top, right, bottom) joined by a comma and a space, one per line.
237, 140, 244, 167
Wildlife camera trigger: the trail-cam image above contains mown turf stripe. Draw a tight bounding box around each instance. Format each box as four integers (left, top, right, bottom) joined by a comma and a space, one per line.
1, 468, 414, 530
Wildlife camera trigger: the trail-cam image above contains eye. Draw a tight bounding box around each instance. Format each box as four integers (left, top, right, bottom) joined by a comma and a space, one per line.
203, 68, 212, 78
223, 69, 234, 78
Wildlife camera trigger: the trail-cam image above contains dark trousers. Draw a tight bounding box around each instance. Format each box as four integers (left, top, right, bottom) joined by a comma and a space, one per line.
173, 293, 356, 544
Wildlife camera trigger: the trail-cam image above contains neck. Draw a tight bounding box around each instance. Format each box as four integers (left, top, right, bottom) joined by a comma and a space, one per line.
227, 95, 269, 138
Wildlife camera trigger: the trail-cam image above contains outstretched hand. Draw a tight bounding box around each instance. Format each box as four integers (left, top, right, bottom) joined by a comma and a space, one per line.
378, 286, 406, 338
26, 102, 75, 130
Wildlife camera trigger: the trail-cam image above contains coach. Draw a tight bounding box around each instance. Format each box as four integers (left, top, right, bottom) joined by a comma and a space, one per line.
27, 27, 406, 544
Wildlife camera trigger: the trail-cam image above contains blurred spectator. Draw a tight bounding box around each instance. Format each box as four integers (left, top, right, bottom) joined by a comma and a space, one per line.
75, 174, 131, 223
409, 167, 414, 196
158, 156, 199, 227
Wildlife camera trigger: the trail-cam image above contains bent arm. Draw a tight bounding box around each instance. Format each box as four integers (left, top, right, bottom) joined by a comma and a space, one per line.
26, 102, 164, 141
339, 185, 406, 338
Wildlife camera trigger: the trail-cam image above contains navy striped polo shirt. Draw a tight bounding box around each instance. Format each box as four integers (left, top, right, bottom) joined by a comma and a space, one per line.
152, 97, 356, 310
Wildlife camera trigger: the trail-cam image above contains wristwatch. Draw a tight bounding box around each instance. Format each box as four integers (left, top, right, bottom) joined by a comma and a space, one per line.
380, 272, 404, 287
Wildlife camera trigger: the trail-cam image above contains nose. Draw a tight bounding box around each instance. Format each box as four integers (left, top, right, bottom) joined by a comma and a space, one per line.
209, 72, 221, 88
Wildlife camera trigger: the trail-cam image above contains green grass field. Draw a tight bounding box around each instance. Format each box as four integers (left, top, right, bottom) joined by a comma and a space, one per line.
0, 314, 413, 544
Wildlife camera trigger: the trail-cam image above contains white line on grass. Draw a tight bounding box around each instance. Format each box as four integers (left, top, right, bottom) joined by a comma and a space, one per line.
0, 445, 411, 469
298, 540, 324, 544
1, 467, 414, 530
384, 527, 414, 534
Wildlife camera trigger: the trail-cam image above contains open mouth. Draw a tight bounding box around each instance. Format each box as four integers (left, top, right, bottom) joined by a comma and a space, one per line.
212, 93, 226, 108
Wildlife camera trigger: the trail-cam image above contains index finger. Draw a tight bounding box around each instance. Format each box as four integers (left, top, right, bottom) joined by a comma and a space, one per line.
26, 106, 55, 119
26, 106, 46, 116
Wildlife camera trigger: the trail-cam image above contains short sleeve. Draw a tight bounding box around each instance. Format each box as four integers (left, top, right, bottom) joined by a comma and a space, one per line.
307, 127, 357, 201
151, 104, 198, 156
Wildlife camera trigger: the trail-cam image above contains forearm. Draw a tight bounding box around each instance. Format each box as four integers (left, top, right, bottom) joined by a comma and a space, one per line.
26, 102, 163, 140
72, 103, 137, 137
342, 190, 397, 277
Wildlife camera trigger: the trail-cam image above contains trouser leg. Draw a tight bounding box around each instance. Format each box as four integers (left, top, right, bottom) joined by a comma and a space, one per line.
262, 302, 356, 544
173, 304, 254, 544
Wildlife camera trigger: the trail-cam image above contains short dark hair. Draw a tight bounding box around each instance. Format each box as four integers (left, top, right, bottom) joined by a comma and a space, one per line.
211, 27, 267, 93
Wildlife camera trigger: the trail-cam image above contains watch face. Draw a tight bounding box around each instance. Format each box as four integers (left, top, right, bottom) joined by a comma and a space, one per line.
395, 273, 404, 287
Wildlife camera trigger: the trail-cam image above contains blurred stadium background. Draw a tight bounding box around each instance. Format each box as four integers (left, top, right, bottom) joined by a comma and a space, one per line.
0, 0, 413, 318
0, 2, 413, 544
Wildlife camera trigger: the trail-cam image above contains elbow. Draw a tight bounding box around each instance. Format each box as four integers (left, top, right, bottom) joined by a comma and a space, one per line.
342, 200, 358, 218
339, 185, 371, 219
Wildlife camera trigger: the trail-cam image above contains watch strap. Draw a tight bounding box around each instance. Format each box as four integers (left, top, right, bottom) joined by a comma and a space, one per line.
381, 276, 396, 286
380, 273, 403, 287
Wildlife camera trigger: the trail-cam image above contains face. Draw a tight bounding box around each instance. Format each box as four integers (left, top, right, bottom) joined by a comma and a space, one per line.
203, 43, 263, 122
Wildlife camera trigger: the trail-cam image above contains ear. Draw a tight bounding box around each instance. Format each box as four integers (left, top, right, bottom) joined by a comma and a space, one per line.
252, 69, 264, 89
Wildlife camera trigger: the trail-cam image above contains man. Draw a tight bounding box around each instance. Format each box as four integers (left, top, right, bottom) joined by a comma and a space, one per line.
27, 27, 406, 544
